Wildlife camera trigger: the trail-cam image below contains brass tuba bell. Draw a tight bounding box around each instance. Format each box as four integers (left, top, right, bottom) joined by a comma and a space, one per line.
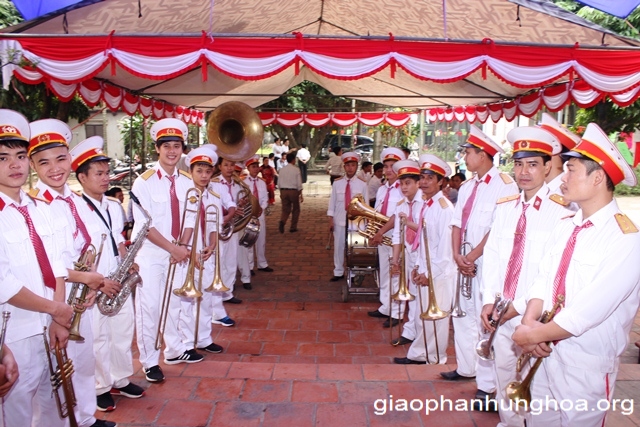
206, 101, 263, 162
347, 195, 392, 246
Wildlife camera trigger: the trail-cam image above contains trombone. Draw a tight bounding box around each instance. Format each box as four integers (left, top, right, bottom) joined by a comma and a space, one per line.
506, 296, 564, 407
411, 219, 450, 363
390, 217, 414, 345
155, 188, 205, 350
204, 203, 230, 294
476, 293, 511, 360
43, 327, 78, 427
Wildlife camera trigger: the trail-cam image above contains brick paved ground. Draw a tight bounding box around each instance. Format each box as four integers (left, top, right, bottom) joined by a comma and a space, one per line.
93, 173, 640, 427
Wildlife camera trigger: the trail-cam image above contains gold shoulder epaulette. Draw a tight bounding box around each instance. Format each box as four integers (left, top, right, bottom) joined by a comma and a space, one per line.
334, 176, 344, 182
396, 199, 404, 206
211, 177, 221, 183
28, 191, 51, 204
72, 190, 83, 197
500, 173, 514, 184
615, 213, 639, 234
140, 169, 155, 180
28, 188, 40, 198
179, 170, 191, 179
497, 194, 519, 204
439, 197, 449, 209
208, 188, 220, 198
549, 193, 570, 207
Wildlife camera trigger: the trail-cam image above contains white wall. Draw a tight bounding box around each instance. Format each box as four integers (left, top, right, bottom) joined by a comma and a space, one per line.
67, 110, 129, 160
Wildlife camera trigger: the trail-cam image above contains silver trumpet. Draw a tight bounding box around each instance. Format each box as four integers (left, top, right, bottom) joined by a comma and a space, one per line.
0, 311, 10, 360
476, 293, 511, 360
459, 238, 476, 300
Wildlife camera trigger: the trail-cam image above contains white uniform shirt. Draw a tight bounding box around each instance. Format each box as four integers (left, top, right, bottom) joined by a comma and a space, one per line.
207, 181, 236, 234
296, 148, 311, 163
0, 191, 68, 343
327, 176, 368, 227
451, 166, 519, 247
415, 191, 456, 282
356, 170, 372, 183
243, 175, 269, 210
527, 200, 640, 372
392, 189, 425, 267
374, 180, 403, 239
131, 164, 193, 258
546, 173, 564, 193
480, 185, 572, 313
80, 194, 126, 276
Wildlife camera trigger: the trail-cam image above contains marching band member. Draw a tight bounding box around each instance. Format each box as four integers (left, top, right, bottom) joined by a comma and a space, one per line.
238, 155, 273, 290
368, 148, 406, 328
212, 156, 243, 304
327, 152, 368, 282
0, 110, 73, 427
443, 125, 518, 411
29, 118, 119, 427
513, 123, 640, 426
176, 144, 227, 351
389, 160, 424, 347
479, 127, 570, 426
538, 113, 580, 193
395, 154, 455, 364
131, 119, 197, 384
69, 137, 145, 413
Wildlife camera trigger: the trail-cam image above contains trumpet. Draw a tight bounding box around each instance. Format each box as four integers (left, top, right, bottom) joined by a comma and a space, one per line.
516, 298, 563, 373
67, 236, 104, 342
459, 235, 476, 300
506, 296, 564, 407
155, 188, 205, 350
347, 195, 392, 246
43, 327, 78, 427
476, 293, 511, 360
0, 311, 10, 360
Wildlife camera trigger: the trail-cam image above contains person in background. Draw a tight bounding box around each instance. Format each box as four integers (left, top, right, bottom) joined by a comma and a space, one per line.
260, 156, 277, 206
356, 161, 373, 183
272, 137, 284, 171
367, 162, 384, 208
106, 187, 129, 239
296, 144, 311, 184
447, 172, 466, 205
326, 146, 344, 185
538, 113, 580, 194
278, 151, 303, 233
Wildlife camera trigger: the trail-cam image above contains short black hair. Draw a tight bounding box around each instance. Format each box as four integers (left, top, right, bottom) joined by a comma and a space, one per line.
578, 157, 615, 192
268, 153, 274, 159
155, 138, 186, 150
190, 161, 214, 172
105, 187, 122, 197
373, 162, 384, 172
471, 146, 494, 162
0, 140, 28, 150
332, 146, 342, 155
76, 159, 109, 179
362, 161, 373, 169
286, 151, 296, 163
400, 175, 420, 182
452, 172, 466, 181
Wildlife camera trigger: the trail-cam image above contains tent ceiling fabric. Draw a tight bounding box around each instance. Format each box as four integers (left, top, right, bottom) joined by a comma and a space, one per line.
3, 0, 640, 123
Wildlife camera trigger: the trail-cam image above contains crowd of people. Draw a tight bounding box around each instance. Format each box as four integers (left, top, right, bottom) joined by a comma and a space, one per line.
0, 106, 638, 427
326, 114, 640, 426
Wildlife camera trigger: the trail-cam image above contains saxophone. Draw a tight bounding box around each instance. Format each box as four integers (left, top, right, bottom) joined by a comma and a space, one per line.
97, 191, 151, 316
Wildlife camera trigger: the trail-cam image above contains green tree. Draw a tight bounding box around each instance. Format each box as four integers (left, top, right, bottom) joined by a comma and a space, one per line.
119, 114, 154, 169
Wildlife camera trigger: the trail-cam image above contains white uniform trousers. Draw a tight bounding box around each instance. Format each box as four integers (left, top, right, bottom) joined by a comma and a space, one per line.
406, 275, 452, 364
527, 354, 616, 427
93, 297, 135, 395
0, 334, 66, 427
135, 254, 183, 368
377, 244, 402, 319
240, 214, 268, 278
177, 264, 215, 349
66, 307, 97, 427
451, 265, 496, 392
162, 262, 193, 359
333, 224, 346, 277
493, 317, 525, 427
219, 233, 238, 301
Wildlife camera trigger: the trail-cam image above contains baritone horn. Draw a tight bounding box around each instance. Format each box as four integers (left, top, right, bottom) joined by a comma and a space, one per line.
347, 195, 392, 246
506, 296, 564, 407
155, 188, 204, 350
43, 327, 78, 427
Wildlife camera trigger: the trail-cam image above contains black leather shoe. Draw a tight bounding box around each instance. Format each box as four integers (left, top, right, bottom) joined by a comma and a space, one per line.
382, 318, 399, 328
440, 370, 475, 381
473, 390, 498, 412
250, 270, 255, 276
329, 275, 344, 282
391, 336, 413, 346
393, 357, 426, 365
289, 229, 298, 233
224, 297, 243, 304
243, 283, 252, 290
258, 267, 274, 272
90, 420, 117, 427
367, 309, 387, 318
278, 221, 285, 233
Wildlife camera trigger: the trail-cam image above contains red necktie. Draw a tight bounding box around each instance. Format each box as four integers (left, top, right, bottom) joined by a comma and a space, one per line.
551, 220, 594, 312
167, 175, 180, 240
225, 180, 233, 197
381, 182, 395, 216
411, 199, 431, 250
460, 179, 481, 243
13, 204, 56, 290
58, 195, 92, 253
344, 179, 351, 210
503, 203, 529, 299
252, 178, 259, 199
405, 201, 416, 245
199, 199, 206, 245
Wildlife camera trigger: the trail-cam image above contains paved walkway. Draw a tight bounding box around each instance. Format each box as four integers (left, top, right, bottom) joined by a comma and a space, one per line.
94, 173, 640, 427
